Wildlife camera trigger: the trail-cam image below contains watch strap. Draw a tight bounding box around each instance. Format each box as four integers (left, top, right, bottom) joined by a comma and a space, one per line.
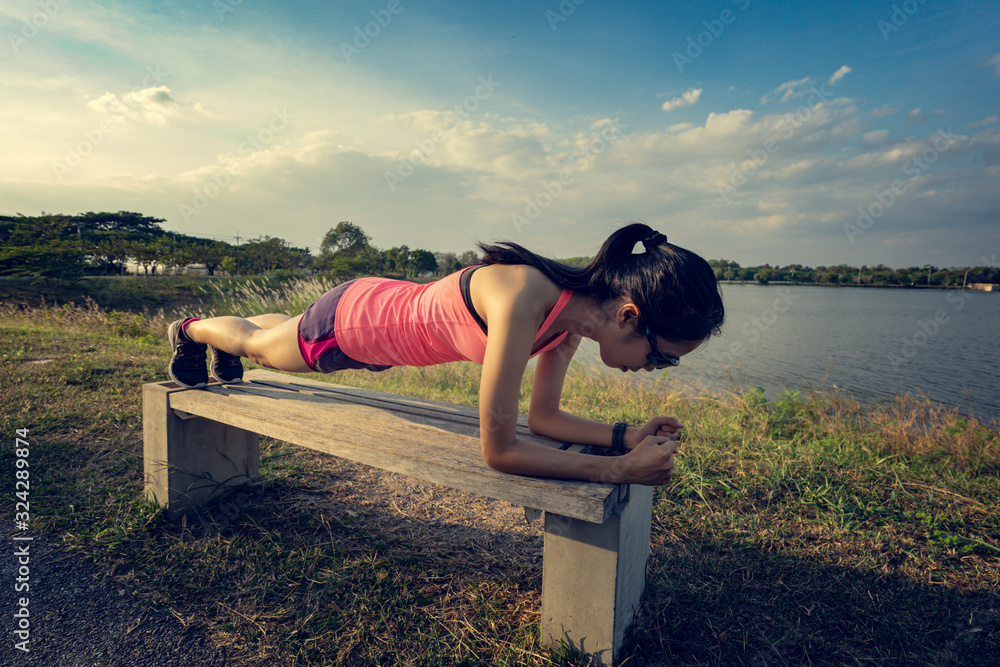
612, 422, 628, 453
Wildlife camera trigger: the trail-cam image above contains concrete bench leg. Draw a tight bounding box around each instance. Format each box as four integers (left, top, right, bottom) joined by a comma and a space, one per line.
142, 382, 260, 521
539, 484, 654, 665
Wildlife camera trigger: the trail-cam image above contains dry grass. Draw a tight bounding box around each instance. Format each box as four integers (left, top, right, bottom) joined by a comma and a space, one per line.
196, 276, 339, 318
3, 288, 998, 666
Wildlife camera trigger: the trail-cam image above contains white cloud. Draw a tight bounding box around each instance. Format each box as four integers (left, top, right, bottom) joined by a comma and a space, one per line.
661, 88, 702, 112
829, 65, 852, 85
6, 98, 994, 268
863, 130, 890, 143
87, 86, 180, 125
870, 105, 898, 118
906, 108, 925, 124
703, 109, 754, 135
991, 53, 1000, 77
969, 115, 999, 128
760, 77, 813, 104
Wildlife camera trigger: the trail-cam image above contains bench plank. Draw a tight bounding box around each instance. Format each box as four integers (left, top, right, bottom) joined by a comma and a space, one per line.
163, 369, 622, 523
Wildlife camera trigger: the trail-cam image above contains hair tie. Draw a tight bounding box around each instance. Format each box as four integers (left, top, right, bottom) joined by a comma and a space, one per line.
641, 231, 667, 251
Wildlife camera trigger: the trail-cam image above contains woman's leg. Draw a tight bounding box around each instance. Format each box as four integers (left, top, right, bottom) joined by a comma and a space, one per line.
185, 314, 313, 373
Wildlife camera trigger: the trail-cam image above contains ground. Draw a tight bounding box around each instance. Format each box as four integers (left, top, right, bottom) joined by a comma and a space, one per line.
4, 457, 547, 666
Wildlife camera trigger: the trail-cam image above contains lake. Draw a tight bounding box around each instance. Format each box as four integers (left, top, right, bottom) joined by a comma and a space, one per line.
571, 284, 1000, 421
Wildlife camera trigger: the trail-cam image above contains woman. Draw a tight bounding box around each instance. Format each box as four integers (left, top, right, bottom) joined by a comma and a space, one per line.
167, 223, 725, 485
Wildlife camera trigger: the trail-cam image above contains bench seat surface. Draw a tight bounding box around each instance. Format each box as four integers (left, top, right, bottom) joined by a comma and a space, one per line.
164, 369, 625, 523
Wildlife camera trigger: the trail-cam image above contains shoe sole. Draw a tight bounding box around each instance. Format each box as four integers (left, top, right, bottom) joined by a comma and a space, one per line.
167, 320, 208, 389
208, 345, 244, 384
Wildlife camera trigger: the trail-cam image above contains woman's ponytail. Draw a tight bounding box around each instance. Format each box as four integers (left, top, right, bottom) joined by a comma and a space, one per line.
478, 223, 724, 342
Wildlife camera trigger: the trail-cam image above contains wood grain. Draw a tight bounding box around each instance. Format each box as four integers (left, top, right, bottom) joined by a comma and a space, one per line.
164, 370, 623, 523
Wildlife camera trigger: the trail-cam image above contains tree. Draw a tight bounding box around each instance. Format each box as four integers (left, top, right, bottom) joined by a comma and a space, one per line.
435, 251, 459, 275
131, 240, 160, 276
91, 232, 132, 275
184, 239, 231, 276
149, 236, 183, 275
74, 211, 165, 274
383, 246, 411, 275
410, 249, 437, 276
76, 211, 165, 236
0, 214, 87, 279
239, 236, 308, 274
321, 221, 372, 258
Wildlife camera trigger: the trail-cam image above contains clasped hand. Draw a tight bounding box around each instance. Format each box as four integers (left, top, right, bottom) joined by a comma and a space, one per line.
616, 416, 683, 485
628, 416, 683, 446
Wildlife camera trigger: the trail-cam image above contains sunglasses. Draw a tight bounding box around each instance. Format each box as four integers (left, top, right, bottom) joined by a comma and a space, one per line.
645, 325, 680, 369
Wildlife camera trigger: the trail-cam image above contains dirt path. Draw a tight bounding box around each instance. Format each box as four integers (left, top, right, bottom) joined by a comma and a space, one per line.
4, 531, 229, 667
2, 455, 549, 666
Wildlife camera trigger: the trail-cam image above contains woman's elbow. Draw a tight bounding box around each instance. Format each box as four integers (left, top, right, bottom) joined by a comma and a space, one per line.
480, 437, 531, 475
526, 410, 555, 436
481, 448, 518, 474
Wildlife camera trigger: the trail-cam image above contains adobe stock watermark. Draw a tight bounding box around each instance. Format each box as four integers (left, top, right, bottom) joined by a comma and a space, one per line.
7, 0, 67, 54
214, 0, 246, 21
341, 0, 404, 63
545, 0, 587, 31
179, 107, 293, 222
510, 119, 626, 233
203, 491, 252, 533
878, 0, 929, 40
672, 0, 751, 73
384, 75, 501, 192
887, 291, 973, 369
844, 127, 959, 244
708, 286, 798, 375
717, 84, 834, 202
51, 65, 169, 182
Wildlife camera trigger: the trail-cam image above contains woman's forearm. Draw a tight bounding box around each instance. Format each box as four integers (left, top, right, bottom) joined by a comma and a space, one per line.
483, 437, 626, 484
526, 409, 638, 450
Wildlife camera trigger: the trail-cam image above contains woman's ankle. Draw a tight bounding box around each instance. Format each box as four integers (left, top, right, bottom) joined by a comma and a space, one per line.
180, 317, 202, 342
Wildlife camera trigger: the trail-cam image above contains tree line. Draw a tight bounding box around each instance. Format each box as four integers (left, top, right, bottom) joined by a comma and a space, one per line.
2, 212, 996, 286
708, 259, 1000, 288
0, 213, 477, 280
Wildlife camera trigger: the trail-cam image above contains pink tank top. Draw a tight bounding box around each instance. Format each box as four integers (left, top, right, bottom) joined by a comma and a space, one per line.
334, 267, 573, 367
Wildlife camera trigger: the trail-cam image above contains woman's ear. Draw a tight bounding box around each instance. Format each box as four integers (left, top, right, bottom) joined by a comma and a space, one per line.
615, 302, 641, 328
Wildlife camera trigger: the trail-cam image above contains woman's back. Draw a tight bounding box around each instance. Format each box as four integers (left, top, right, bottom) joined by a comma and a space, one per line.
334, 264, 571, 367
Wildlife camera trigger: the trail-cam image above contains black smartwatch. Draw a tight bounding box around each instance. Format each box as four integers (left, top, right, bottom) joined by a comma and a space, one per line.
612, 422, 628, 454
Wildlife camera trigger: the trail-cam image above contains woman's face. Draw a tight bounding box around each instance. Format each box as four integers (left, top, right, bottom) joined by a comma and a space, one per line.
600, 331, 703, 373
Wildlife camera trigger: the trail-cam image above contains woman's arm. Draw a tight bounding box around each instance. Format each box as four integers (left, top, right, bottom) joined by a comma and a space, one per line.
527, 335, 683, 449
477, 287, 676, 485
527, 333, 627, 448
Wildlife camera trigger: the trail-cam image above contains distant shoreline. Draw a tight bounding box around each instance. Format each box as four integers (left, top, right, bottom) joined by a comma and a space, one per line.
718, 280, 998, 291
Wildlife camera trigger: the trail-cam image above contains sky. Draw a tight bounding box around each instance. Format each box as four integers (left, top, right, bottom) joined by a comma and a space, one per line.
1, 0, 998, 269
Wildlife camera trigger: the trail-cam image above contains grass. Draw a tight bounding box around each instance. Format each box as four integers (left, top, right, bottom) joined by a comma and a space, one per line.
1, 293, 998, 666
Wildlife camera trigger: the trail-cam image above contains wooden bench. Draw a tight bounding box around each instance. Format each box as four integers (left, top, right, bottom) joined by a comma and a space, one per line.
142, 369, 653, 664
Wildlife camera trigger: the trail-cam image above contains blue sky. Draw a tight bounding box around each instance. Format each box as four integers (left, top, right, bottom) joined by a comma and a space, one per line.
2, 0, 998, 268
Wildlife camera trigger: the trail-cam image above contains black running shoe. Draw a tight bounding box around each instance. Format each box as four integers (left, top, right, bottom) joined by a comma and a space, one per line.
167, 319, 208, 388
209, 345, 244, 383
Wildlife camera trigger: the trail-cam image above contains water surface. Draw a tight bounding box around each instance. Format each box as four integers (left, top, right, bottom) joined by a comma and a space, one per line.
572, 285, 1000, 420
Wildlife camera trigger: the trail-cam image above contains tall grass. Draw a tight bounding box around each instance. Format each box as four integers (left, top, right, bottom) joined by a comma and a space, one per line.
0, 276, 339, 342
196, 276, 339, 318
2, 277, 998, 665
0, 296, 167, 343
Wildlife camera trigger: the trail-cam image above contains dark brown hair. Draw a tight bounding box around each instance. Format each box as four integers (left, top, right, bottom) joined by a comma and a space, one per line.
477, 223, 724, 342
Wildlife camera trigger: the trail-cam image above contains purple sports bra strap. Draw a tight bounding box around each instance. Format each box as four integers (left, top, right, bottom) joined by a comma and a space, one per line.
534, 288, 573, 342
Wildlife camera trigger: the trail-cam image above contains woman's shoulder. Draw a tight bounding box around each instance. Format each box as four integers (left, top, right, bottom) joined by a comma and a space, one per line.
470, 264, 565, 318
474, 263, 564, 295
